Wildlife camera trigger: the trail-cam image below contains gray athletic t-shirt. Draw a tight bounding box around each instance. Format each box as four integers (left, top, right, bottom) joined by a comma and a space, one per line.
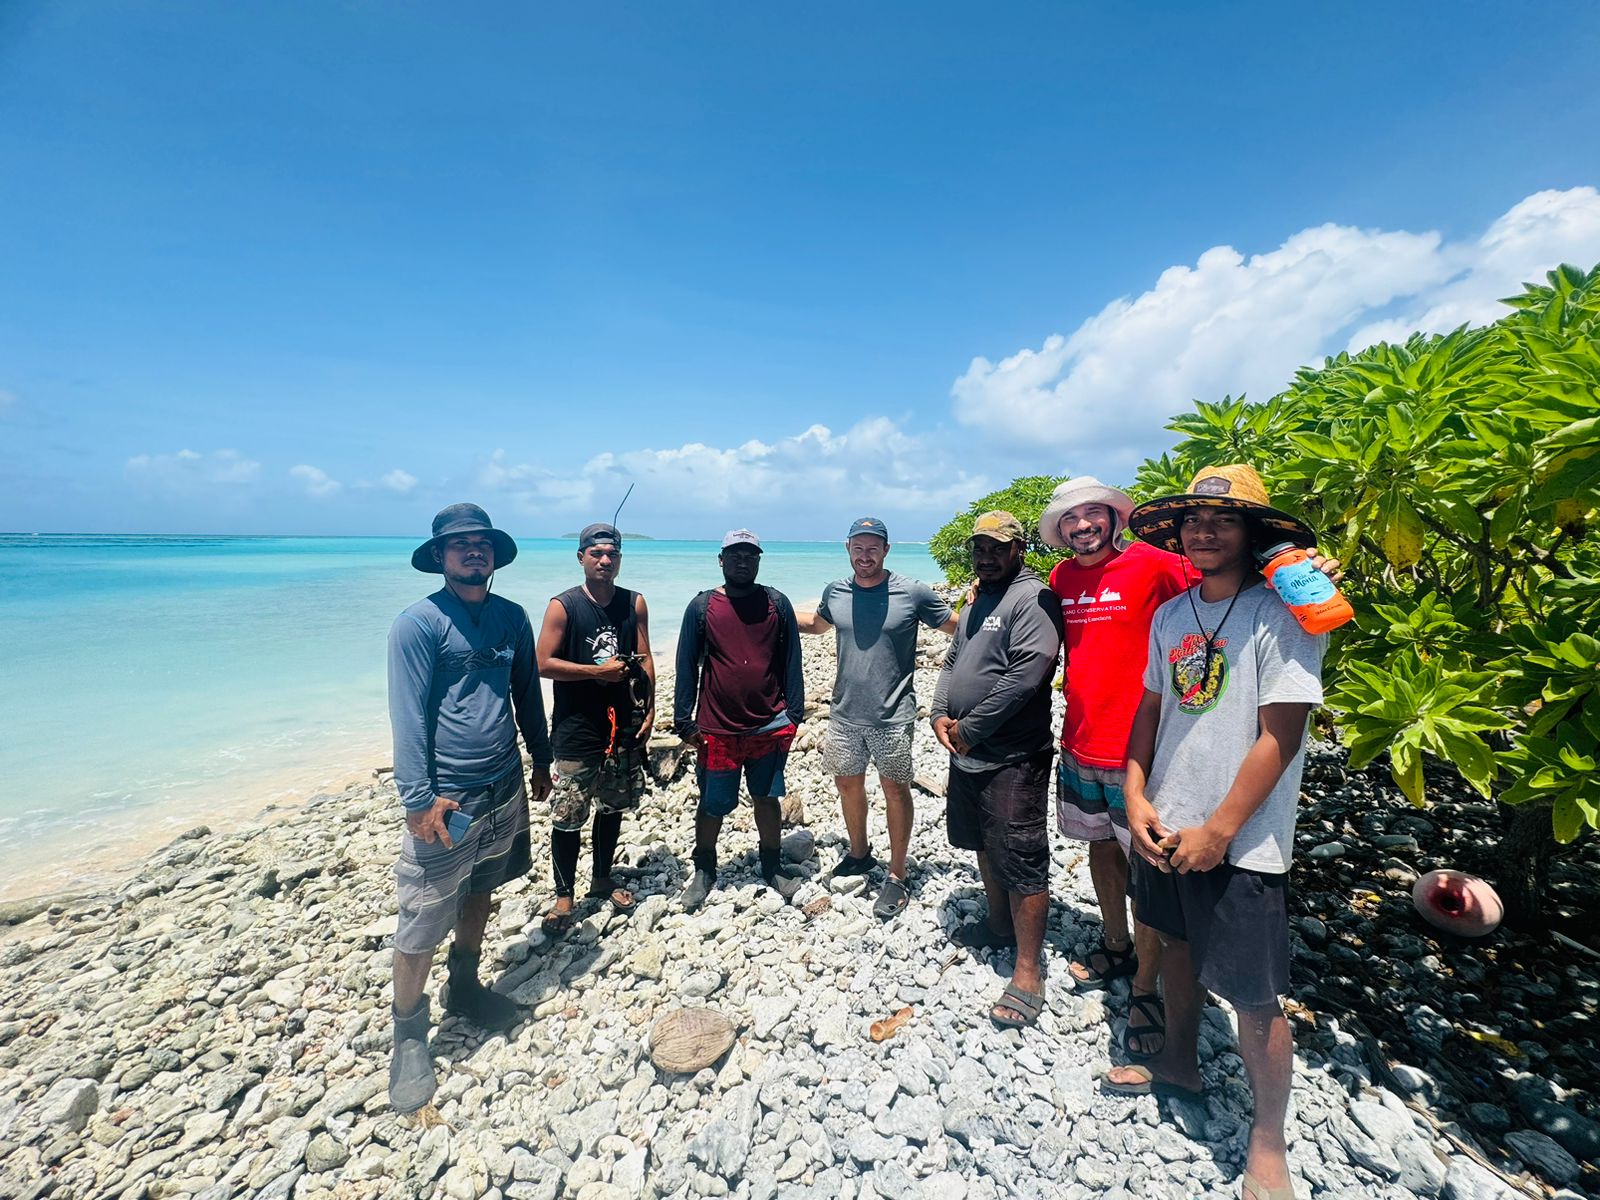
1142, 582, 1324, 873
818, 571, 952, 726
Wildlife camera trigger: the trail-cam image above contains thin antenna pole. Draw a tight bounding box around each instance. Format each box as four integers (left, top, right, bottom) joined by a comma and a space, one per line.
612, 483, 635, 528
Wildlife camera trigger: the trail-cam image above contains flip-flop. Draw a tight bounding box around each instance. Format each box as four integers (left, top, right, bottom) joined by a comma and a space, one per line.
1099, 1064, 1203, 1103
1240, 1169, 1299, 1200
539, 908, 576, 938
1068, 939, 1137, 985
585, 885, 637, 916
873, 877, 910, 920
953, 921, 1018, 951
1124, 992, 1166, 1061
990, 982, 1045, 1029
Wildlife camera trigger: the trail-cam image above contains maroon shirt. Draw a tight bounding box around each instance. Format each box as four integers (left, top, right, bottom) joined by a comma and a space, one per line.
699, 589, 787, 735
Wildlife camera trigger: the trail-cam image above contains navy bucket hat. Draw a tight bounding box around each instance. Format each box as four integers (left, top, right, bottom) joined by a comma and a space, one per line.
411, 503, 519, 573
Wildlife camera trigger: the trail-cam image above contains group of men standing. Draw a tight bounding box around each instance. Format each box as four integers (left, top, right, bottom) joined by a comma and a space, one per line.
385, 468, 1333, 1200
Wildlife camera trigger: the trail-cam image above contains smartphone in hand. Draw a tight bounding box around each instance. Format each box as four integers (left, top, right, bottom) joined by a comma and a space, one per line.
445, 810, 472, 842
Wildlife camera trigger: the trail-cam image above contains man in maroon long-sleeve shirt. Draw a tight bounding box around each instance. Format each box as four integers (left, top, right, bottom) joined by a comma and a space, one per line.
673, 530, 806, 910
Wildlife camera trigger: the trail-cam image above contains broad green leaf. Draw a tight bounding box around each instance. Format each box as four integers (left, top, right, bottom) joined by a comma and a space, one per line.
1552, 795, 1584, 843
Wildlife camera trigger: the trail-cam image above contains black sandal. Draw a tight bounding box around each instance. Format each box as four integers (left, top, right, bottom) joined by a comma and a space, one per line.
1124, 992, 1166, 1061
539, 907, 575, 937
990, 982, 1045, 1029
1068, 939, 1137, 985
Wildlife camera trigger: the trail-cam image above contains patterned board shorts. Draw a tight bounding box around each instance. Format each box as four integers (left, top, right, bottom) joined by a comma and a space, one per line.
696, 726, 794, 817
821, 718, 915, 785
548, 749, 649, 832
393, 767, 531, 955
1057, 751, 1132, 854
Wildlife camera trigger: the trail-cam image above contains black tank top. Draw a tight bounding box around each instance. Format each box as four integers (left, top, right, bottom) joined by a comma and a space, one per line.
550, 586, 639, 759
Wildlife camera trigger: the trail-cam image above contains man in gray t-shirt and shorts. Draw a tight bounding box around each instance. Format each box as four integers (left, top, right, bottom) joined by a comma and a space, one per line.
798, 517, 955, 918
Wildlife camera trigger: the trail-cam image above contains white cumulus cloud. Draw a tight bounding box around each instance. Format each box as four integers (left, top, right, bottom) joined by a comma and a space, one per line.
952, 186, 1600, 474
126, 448, 261, 488
378, 468, 418, 494
479, 418, 988, 534
289, 464, 341, 498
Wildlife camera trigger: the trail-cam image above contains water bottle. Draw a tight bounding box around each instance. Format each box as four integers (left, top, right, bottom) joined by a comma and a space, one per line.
1258, 542, 1353, 634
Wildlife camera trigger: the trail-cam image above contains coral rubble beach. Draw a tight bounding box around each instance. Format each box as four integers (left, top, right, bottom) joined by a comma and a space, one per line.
1, 627, 1595, 1199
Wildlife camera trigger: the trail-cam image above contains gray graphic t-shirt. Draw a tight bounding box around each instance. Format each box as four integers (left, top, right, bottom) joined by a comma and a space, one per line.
1142, 582, 1324, 873
818, 572, 951, 726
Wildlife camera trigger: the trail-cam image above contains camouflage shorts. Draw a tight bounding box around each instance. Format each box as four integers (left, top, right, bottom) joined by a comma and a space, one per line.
548, 749, 648, 831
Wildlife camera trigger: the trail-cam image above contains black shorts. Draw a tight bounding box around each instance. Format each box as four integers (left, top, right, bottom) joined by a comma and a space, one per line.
945, 749, 1053, 896
1130, 857, 1290, 1009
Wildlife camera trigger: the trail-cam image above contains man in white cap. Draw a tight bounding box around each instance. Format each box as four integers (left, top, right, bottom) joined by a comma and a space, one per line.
673, 530, 807, 910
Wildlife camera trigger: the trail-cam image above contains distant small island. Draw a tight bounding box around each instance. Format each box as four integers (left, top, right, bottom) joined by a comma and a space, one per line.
559, 531, 655, 541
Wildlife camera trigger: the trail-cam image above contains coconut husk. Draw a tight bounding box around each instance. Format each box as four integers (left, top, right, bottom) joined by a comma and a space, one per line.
648, 1007, 736, 1074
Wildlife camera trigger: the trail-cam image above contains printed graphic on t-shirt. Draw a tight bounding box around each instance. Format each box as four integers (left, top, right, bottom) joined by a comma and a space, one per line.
586, 626, 619, 664
442, 642, 515, 673
1169, 632, 1229, 714
980, 614, 1003, 632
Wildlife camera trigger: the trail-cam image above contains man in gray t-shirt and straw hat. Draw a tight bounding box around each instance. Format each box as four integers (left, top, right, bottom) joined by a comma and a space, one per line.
385, 503, 553, 1114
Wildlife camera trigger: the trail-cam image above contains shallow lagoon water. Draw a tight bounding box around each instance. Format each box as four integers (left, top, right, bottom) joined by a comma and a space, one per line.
0, 533, 942, 898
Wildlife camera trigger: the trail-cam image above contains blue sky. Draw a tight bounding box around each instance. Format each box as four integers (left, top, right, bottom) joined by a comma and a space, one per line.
3, 2, 1598, 538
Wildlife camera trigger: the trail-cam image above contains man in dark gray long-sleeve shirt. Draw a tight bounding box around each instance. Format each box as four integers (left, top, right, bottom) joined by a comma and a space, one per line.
931, 510, 1063, 1029
385, 503, 553, 1114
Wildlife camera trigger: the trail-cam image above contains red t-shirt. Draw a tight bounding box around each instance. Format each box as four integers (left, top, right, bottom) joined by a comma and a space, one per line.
1048, 542, 1191, 769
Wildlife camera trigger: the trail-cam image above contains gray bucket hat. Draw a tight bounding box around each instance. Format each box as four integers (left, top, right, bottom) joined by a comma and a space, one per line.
412, 503, 518, 573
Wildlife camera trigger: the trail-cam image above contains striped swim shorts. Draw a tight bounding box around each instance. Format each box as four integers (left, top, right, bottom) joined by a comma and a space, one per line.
1056, 750, 1131, 853
393, 767, 531, 955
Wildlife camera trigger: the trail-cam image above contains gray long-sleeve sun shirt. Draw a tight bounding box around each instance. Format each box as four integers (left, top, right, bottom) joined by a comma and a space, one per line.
387, 589, 552, 812
931, 567, 1064, 767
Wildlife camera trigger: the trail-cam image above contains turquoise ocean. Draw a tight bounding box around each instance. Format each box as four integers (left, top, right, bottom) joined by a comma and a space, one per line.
0, 534, 944, 900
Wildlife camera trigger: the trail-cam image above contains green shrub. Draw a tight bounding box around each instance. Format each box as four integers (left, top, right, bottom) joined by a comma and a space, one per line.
928, 475, 1068, 587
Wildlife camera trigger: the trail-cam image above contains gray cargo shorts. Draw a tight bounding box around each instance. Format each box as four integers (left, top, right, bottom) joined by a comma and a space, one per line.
394, 767, 531, 955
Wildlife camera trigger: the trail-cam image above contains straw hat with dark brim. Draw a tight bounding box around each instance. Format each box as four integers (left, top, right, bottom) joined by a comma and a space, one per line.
412, 503, 519, 573
1127, 464, 1317, 556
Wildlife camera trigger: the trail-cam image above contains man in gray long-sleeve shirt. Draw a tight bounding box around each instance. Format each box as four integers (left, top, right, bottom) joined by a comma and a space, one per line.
931, 510, 1063, 1029
385, 503, 553, 1114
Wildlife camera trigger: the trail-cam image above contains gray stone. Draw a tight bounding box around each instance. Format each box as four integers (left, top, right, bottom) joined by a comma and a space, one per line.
680, 970, 722, 999
688, 1118, 750, 1178
870, 1160, 918, 1200
417, 1124, 450, 1181
305, 1131, 349, 1173
1308, 841, 1347, 860
38, 1078, 99, 1132
322, 1072, 384, 1116
811, 1006, 849, 1049
1466, 1103, 1510, 1135
1442, 1155, 1518, 1200
633, 895, 669, 933
780, 830, 816, 863
1505, 1129, 1580, 1187
876, 1094, 942, 1144
1517, 1098, 1600, 1164
846, 1130, 898, 1164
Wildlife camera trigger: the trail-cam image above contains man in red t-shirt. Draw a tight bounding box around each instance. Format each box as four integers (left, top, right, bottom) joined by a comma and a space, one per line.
1043, 477, 1188, 1060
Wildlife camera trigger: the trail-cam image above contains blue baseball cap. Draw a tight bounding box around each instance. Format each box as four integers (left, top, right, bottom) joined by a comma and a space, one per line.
846, 517, 889, 541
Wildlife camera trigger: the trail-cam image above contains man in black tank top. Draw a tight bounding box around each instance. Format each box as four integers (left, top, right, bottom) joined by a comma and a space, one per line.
534, 523, 656, 935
